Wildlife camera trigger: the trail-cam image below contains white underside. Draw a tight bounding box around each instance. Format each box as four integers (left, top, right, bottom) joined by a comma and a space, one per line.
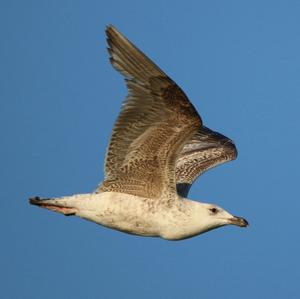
47, 192, 220, 240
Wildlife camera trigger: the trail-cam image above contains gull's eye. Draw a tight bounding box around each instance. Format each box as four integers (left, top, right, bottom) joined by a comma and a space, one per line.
209, 208, 218, 214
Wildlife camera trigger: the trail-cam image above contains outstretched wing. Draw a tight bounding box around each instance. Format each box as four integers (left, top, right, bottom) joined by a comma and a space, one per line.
97, 26, 202, 201
175, 126, 237, 197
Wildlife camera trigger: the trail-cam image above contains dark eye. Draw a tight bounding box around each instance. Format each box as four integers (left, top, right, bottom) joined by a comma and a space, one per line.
209, 208, 218, 214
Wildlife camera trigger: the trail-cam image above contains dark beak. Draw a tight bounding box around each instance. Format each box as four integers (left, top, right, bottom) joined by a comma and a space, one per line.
229, 216, 249, 227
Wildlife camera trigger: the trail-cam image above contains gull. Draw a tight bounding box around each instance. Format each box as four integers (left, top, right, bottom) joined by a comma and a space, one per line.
29, 25, 248, 240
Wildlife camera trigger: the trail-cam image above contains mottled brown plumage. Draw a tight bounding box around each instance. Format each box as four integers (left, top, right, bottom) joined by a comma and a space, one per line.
98, 26, 201, 200
176, 126, 237, 197
97, 25, 237, 200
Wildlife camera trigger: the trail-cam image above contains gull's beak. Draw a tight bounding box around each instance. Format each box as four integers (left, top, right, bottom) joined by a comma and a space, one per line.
228, 216, 249, 227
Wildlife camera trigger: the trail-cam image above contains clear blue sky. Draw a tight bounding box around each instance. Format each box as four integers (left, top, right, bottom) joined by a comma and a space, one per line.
1, 1, 300, 298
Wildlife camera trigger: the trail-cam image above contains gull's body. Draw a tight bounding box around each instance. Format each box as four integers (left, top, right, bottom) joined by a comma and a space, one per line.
31, 192, 237, 240
30, 25, 248, 240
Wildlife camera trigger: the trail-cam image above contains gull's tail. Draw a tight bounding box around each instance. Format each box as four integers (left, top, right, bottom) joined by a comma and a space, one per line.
29, 196, 76, 216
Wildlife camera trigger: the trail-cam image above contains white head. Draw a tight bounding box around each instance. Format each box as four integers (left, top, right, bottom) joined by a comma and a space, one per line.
194, 202, 248, 235
163, 200, 249, 240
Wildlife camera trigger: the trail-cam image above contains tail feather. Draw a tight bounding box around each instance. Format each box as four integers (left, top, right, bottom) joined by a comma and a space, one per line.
29, 196, 76, 216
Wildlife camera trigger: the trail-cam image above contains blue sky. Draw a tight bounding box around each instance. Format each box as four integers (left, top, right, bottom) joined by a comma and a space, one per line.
1, 0, 300, 298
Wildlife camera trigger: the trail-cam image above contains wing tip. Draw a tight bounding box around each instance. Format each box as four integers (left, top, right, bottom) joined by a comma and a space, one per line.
106, 24, 116, 34
105, 24, 126, 44
225, 139, 238, 160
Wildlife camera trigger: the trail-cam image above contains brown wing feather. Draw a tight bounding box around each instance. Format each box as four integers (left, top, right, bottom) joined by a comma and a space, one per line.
97, 26, 202, 200
176, 126, 237, 197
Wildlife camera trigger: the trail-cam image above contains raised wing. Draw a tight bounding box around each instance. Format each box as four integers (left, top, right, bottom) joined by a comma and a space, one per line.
97, 26, 202, 201
176, 126, 237, 197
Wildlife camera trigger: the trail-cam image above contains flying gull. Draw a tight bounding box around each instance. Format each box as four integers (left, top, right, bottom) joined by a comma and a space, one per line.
29, 25, 248, 240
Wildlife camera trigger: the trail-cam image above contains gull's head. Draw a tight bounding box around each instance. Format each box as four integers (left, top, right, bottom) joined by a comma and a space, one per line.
201, 203, 249, 230
161, 201, 249, 240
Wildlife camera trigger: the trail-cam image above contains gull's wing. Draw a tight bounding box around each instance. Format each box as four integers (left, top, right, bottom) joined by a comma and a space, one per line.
175, 126, 237, 197
97, 26, 202, 200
